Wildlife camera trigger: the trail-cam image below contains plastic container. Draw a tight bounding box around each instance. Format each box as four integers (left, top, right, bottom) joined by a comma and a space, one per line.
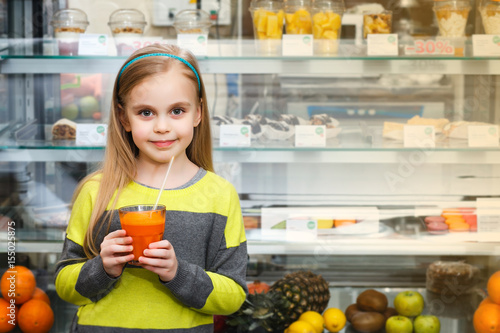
173, 9, 212, 35
108, 9, 146, 56
249, 0, 284, 54
363, 9, 392, 38
312, 0, 345, 54
480, 0, 500, 34
50, 8, 89, 56
284, 0, 312, 34
433, 0, 471, 37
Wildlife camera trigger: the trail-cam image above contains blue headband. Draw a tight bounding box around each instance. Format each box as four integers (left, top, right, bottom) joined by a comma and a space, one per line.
117, 53, 201, 93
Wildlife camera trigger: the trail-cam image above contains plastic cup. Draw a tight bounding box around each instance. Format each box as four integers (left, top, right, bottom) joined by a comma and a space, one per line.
312, 0, 345, 55
50, 8, 89, 56
173, 9, 212, 35
250, 0, 284, 55
118, 204, 166, 263
481, 0, 500, 34
108, 9, 147, 56
362, 10, 392, 38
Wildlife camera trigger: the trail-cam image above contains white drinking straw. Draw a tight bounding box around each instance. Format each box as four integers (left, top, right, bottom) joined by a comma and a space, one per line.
153, 155, 175, 211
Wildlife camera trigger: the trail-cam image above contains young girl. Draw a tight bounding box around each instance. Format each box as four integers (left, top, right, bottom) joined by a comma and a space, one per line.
55, 44, 248, 332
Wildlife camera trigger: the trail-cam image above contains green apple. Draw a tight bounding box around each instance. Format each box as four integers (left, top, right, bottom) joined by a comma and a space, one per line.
414, 315, 440, 333
61, 103, 79, 120
79, 95, 99, 118
394, 290, 425, 317
385, 315, 413, 333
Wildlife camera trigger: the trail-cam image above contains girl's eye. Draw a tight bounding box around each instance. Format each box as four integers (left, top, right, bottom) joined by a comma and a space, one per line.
140, 109, 153, 117
171, 108, 184, 116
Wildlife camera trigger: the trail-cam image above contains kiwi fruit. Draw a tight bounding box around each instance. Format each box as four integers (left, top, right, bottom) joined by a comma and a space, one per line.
345, 303, 362, 323
356, 289, 388, 313
383, 307, 398, 319
350, 311, 386, 333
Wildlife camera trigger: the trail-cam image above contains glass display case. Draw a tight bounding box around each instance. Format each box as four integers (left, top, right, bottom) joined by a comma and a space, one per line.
0, 0, 499, 332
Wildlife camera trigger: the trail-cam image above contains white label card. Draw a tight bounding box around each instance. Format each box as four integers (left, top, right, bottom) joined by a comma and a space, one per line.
472, 35, 500, 57
468, 125, 499, 147
477, 198, 500, 242
286, 219, 317, 241
177, 34, 208, 56
367, 34, 398, 56
76, 124, 108, 146
282, 35, 314, 56
403, 125, 435, 148
219, 125, 251, 147
295, 125, 326, 147
78, 34, 109, 56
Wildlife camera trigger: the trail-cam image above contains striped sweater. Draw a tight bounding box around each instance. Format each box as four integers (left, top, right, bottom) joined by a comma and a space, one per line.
55, 169, 248, 332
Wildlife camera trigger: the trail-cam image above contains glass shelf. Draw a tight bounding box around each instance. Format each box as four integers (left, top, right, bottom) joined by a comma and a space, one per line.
1, 39, 500, 75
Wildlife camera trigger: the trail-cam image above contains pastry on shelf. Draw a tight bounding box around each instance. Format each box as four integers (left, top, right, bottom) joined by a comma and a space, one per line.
263, 119, 294, 141
210, 115, 241, 139
52, 118, 77, 140
280, 114, 309, 126
443, 121, 494, 139
310, 113, 341, 138
407, 115, 449, 133
242, 114, 268, 139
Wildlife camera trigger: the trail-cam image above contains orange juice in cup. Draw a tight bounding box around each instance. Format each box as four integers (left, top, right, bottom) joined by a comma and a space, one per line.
118, 205, 166, 263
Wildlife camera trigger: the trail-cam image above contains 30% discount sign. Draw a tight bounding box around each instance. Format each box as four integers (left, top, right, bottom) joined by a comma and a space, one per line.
405, 39, 455, 55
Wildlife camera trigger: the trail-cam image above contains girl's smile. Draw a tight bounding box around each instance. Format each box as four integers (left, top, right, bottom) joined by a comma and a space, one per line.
151, 139, 176, 148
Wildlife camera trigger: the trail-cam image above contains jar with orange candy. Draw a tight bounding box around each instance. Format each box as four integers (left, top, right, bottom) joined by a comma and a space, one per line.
312, 0, 345, 54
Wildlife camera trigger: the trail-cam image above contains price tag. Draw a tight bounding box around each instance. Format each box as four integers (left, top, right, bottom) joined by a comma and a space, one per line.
219, 125, 251, 147
473, 34, 500, 57
468, 125, 499, 147
76, 124, 107, 146
367, 34, 398, 56
282, 35, 313, 56
295, 125, 326, 147
78, 34, 108, 56
404, 39, 455, 55
286, 219, 317, 241
177, 34, 208, 56
477, 198, 500, 242
403, 125, 435, 148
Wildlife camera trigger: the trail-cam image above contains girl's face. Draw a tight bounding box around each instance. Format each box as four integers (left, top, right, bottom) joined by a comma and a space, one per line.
121, 69, 201, 166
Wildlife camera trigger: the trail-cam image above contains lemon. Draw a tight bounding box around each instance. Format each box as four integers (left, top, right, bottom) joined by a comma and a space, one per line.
323, 308, 346, 333
285, 320, 316, 333
299, 311, 325, 333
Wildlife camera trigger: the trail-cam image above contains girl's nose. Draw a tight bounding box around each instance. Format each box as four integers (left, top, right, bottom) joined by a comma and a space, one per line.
154, 114, 171, 133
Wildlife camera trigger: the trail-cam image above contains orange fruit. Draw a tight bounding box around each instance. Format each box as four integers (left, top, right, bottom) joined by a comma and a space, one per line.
0, 298, 15, 332
18, 299, 54, 333
298, 311, 324, 333
481, 297, 497, 307
0, 266, 36, 304
488, 271, 500, 305
284, 320, 316, 333
323, 307, 347, 332
474, 303, 500, 333
31, 288, 50, 305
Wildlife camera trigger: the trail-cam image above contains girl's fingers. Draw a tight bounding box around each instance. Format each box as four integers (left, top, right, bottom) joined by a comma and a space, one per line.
143, 248, 168, 258
104, 229, 127, 239
148, 240, 172, 249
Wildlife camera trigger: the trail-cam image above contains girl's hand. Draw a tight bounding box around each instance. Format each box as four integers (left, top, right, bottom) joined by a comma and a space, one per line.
100, 230, 134, 278
138, 240, 178, 282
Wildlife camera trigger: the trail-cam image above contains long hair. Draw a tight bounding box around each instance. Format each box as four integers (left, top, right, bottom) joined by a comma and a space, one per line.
74, 44, 213, 259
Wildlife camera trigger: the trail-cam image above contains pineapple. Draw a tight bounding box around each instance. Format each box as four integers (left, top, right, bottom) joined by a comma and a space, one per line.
227, 271, 330, 332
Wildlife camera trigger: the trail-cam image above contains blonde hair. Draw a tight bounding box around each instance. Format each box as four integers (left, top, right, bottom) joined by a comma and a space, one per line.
74, 44, 213, 259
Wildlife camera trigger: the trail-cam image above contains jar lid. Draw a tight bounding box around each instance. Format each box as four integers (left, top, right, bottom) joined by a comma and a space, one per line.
173, 9, 212, 30
284, 0, 312, 6
312, 0, 345, 12
249, 0, 283, 11
108, 9, 146, 26
50, 8, 89, 27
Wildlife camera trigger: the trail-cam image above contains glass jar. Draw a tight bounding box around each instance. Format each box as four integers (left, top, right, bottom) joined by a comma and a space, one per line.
480, 0, 500, 34
433, 0, 471, 37
284, 0, 312, 34
108, 9, 146, 37
173, 9, 212, 35
312, 0, 345, 54
362, 10, 393, 39
50, 8, 89, 56
249, 0, 284, 40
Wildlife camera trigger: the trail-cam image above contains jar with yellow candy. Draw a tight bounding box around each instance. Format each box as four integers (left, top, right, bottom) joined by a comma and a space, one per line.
312, 0, 344, 55
284, 0, 312, 34
480, 0, 500, 34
